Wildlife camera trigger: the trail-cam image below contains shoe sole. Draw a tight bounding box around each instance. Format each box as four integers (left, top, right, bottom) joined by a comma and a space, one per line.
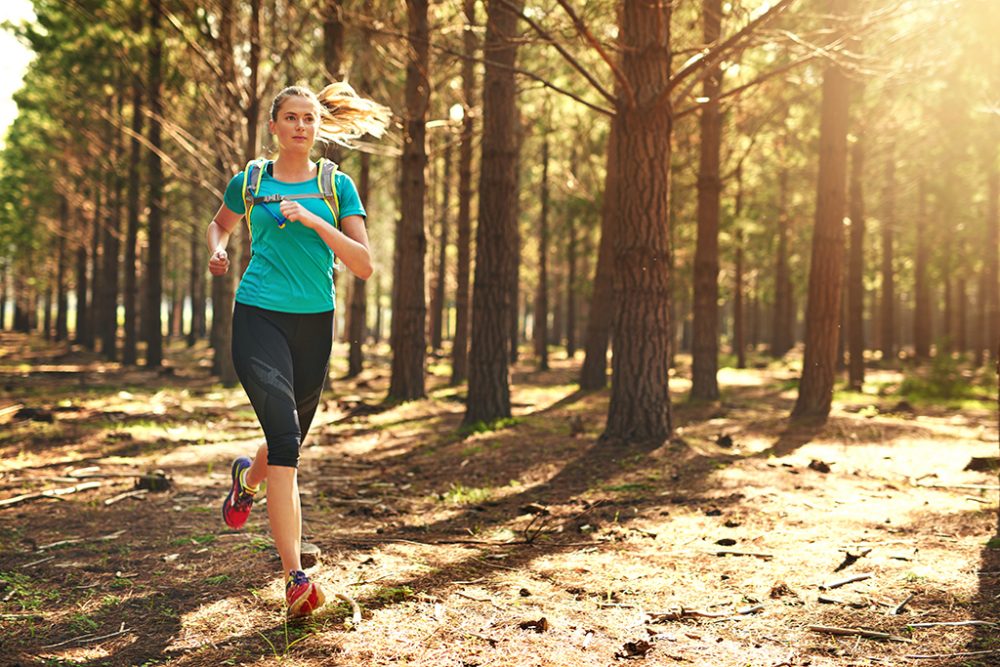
222, 457, 251, 529
288, 583, 326, 618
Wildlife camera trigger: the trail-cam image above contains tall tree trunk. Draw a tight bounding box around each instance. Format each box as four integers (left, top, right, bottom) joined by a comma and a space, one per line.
430, 145, 450, 351
101, 89, 123, 360
603, 0, 673, 442
188, 194, 206, 347
565, 208, 577, 359
86, 187, 101, 351
0, 262, 7, 331
464, 0, 523, 424
792, 0, 852, 419
212, 0, 240, 385
346, 151, 370, 377
734, 230, 745, 369
690, 0, 723, 401
55, 210, 69, 342
579, 124, 620, 389
847, 134, 865, 390
914, 178, 932, 361
74, 203, 89, 345
534, 136, 550, 370
240, 0, 263, 274
323, 0, 345, 80
43, 276, 53, 340
123, 8, 144, 366
389, 0, 430, 401
450, 0, 477, 385
772, 166, 793, 357
879, 150, 895, 362
987, 165, 1000, 365
144, 0, 164, 367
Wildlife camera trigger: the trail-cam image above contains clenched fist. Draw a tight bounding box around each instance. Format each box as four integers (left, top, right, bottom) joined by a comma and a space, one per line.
209, 248, 230, 276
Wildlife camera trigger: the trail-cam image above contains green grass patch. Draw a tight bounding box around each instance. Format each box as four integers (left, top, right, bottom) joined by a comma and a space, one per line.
438, 483, 493, 505
205, 574, 230, 585
372, 585, 414, 605
457, 416, 521, 437
0, 570, 60, 609
67, 612, 99, 634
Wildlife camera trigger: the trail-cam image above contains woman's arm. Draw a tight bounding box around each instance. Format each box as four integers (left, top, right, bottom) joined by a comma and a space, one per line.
279, 201, 374, 280
206, 203, 244, 276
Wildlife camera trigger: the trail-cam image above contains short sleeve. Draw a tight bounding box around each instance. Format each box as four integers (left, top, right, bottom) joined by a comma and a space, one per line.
335, 172, 366, 221
223, 172, 246, 215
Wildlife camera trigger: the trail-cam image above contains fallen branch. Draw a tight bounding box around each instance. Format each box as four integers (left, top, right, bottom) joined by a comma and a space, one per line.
649, 605, 763, 622
908, 620, 997, 628
36, 529, 127, 552
891, 593, 915, 615
905, 649, 1000, 660
0, 481, 101, 509
917, 483, 1000, 491
104, 489, 149, 506
0, 613, 45, 620
808, 625, 913, 643
41, 623, 130, 649
334, 592, 362, 625
21, 555, 55, 569
820, 573, 872, 590
715, 550, 774, 560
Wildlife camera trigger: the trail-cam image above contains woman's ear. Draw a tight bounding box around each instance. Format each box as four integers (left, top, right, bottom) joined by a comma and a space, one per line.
268, 119, 275, 134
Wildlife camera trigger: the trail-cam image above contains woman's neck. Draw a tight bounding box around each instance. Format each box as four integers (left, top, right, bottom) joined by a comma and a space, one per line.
272, 153, 316, 181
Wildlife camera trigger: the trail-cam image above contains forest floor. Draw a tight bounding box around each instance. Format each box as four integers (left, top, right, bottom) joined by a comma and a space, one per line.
0, 332, 998, 667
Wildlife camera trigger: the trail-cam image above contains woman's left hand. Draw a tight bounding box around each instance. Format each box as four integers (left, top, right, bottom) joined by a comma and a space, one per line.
279, 201, 315, 228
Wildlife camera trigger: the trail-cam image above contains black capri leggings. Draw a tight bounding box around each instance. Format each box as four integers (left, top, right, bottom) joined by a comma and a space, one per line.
232, 302, 334, 468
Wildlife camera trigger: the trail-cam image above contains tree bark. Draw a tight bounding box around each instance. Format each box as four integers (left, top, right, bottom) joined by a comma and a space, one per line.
101, 88, 123, 360
847, 134, 865, 390
74, 202, 89, 346
772, 166, 794, 357
690, 0, 724, 401
123, 8, 144, 366
987, 165, 999, 365
55, 229, 67, 341
0, 262, 6, 331
347, 151, 371, 378
579, 124, 619, 389
430, 144, 451, 351
85, 186, 101, 351
734, 229, 745, 369
792, 0, 852, 420
144, 0, 164, 367
389, 0, 430, 401
450, 0, 477, 385
464, 0, 523, 424
879, 150, 895, 362
914, 178, 932, 361
603, 0, 673, 443
534, 136, 550, 370
566, 202, 577, 359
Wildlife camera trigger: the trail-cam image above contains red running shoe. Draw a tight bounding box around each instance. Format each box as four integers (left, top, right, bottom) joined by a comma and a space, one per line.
286, 570, 325, 618
221, 456, 255, 529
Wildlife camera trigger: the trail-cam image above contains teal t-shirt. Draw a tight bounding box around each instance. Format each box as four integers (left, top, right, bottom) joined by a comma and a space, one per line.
223, 161, 366, 313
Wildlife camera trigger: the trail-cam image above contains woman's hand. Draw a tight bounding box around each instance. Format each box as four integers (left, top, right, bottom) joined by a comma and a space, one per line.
209, 248, 230, 276
279, 201, 317, 228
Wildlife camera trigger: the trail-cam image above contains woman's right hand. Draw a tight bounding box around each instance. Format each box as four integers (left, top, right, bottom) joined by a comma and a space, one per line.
209, 248, 230, 276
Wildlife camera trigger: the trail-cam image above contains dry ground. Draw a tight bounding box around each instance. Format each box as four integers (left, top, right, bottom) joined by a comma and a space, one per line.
0, 332, 998, 667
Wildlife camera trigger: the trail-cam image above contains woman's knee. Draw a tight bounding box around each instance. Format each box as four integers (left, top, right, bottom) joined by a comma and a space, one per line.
266, 436, 300, 468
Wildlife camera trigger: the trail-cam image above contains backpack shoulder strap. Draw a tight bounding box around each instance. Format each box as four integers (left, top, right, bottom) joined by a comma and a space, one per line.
242, 159, 268, 231
317, 158, 341, 229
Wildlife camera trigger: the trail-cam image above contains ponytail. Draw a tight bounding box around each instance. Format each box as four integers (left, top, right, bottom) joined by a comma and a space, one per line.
269, 82, 392, 149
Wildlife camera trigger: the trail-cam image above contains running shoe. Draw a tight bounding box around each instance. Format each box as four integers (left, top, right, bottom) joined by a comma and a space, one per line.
221, 456, 255, 529
286, 569, 325, 618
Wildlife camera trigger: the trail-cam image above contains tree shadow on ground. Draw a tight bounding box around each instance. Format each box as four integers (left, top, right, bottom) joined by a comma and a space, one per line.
969, 496, 1000, 665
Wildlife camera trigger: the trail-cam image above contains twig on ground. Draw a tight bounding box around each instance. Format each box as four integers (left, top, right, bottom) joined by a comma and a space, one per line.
905, 649, 1000, 659
334, 592, 362, 625
41, 623, 129, 649
715, 550, 774, 560
36, 529, 127, 551
808, 625, 913, 643
917, 483, 1000, 491
907, 620, 997, 628
21, 555, 55, 569
820, 573, 872, 590
649, 606, 763, 622
104, 489, 148, 505
891, 593, 915, 615
0, 481, 101, 509
0, 613, 45, 620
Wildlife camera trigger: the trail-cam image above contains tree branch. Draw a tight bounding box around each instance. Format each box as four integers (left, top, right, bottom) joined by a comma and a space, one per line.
553, 0, 634, 107
494, 0, 616, 107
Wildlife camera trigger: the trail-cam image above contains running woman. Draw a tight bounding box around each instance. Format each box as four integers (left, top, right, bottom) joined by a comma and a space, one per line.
208, 83, 389, 618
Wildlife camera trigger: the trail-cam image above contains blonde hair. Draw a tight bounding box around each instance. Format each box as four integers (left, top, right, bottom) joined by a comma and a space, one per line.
270, 82, 391, 148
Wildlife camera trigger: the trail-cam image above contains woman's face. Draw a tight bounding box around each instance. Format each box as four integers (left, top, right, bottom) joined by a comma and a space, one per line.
269, 95, 320, 155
